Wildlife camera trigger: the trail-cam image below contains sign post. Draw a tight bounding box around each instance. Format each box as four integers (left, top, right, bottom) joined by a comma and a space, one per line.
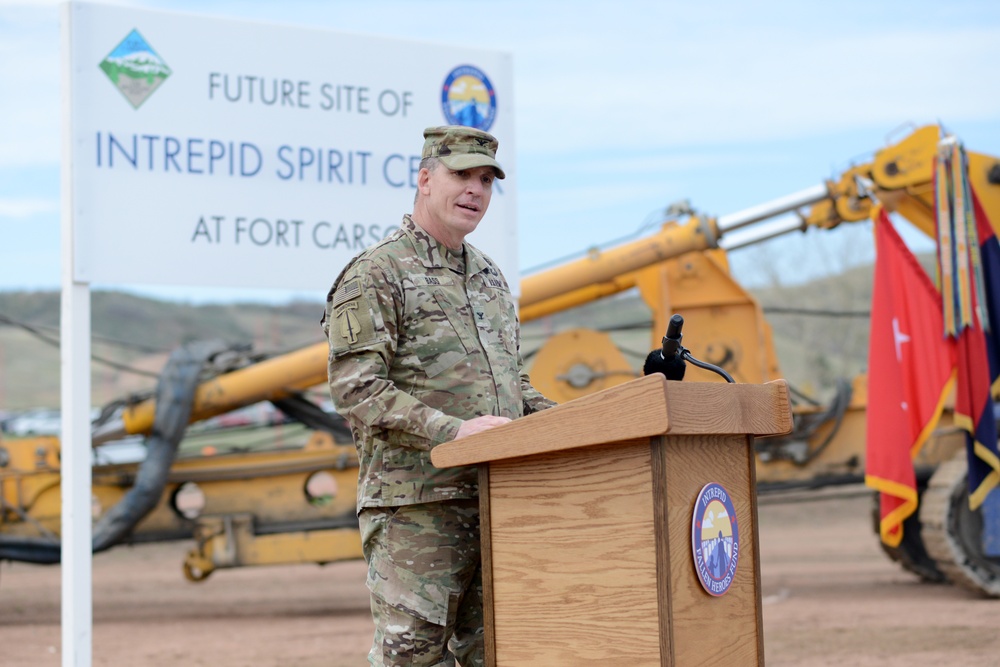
60, 6, 93, 665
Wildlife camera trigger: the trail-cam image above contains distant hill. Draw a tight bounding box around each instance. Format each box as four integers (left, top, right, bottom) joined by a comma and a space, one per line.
518, 255, 934, 402
0, 254, 930, 412
0, 290, 327, 411
754, 261, 875, 397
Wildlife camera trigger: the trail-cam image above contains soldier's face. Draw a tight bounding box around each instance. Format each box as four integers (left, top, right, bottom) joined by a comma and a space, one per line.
418, 164, 495, 248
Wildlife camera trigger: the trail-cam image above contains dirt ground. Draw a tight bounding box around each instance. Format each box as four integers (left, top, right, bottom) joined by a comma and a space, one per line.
3, 487, 1000, 666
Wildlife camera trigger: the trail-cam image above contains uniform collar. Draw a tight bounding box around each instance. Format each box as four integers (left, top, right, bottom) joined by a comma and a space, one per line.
402, 214, 469, 274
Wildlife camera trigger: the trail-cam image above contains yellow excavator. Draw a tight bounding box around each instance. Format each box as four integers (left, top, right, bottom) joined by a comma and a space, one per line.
2, 124, 998, 595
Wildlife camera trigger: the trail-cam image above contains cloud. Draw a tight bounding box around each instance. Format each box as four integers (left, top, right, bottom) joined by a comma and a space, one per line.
0, 198, 58, 218
6, 2, 1000, 167
516, 24, 1000, 154
520, 149, 789, 178
1, 1, 62, 11
0, 5, 60, 167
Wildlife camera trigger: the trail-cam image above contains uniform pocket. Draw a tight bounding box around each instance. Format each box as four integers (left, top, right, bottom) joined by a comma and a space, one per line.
364, 508, 460, 626
409, 291, 476, 378
366, 549, 455, 626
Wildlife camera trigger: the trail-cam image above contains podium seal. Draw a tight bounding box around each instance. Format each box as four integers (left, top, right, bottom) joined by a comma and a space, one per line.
691, 482, 740, 596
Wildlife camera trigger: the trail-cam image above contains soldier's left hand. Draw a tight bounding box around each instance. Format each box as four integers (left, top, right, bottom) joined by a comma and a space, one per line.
455, 415, 511, 439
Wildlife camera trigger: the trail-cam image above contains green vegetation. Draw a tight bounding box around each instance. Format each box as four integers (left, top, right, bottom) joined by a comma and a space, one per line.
99, 60, 121, 84
100, 60, 169, 85
1, 253, 904, 413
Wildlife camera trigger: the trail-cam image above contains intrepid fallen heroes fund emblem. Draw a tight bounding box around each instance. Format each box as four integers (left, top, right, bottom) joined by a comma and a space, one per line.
99, 29, 172, 109
691, 482, 740, 596
440, 65, 496, 131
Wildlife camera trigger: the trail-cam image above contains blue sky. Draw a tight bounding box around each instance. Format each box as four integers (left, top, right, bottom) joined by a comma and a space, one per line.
2, 0, 999, 303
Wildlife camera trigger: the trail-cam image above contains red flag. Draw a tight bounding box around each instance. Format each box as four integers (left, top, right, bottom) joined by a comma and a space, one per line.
865, 210, 956, 547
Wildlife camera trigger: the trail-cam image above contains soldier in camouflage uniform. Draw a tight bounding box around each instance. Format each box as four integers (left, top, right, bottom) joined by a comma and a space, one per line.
323, 126, 554, 666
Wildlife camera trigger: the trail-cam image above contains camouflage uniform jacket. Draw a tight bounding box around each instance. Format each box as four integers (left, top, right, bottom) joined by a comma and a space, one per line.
323, 215, 554, 510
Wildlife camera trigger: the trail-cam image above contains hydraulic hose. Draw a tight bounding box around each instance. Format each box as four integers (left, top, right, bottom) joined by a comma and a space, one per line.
0, 340, 228, 563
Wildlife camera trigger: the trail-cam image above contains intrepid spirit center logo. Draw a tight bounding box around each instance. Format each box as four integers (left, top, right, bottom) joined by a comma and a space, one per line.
691, 482, 740, 596
99, 29, 172, 108
441, 65, 496, 131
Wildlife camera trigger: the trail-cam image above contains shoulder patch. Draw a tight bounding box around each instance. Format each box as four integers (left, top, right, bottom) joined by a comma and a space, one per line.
331, 299, 378, 350
333, 278, 363, 308
327, 275, 384, 352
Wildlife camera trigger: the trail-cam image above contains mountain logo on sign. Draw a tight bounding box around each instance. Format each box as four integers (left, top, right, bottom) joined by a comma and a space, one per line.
99, 29, 172, 109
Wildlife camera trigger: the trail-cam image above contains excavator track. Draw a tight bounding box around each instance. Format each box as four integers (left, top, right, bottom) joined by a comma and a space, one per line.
921, 452, 1000, 596
870, 491, 945, 583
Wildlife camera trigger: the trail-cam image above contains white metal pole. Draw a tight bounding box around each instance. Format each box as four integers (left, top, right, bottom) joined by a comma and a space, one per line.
716, 184, 829, 233
718, 215, 808, 251
60, 3, 93, 665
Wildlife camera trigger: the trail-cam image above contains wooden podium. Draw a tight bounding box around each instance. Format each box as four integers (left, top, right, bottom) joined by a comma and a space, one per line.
431, 374, 792, 666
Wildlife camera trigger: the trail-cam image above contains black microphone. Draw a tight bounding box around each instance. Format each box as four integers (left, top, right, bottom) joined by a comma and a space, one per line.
661, 314, 684, 361
643, 314, 687, 381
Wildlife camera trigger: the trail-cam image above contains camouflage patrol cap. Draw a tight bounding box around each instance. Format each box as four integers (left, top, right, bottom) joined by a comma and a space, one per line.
422, 126, 506, 179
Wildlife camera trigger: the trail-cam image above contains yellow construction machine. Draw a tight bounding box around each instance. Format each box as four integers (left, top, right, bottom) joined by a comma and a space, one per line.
518, 123, 1000, 595
1, 124, 998, 595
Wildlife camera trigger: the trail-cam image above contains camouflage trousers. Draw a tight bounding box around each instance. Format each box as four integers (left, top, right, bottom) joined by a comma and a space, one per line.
358, 499, 483, 667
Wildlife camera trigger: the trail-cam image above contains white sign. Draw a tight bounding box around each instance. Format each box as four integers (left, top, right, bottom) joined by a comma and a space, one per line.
66, 2, 517, 292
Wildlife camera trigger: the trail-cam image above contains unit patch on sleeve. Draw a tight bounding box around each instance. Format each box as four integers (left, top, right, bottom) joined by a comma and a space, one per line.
329, 278, 378, 350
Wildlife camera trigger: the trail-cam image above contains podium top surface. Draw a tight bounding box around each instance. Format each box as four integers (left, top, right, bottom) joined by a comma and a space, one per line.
431, 375, 793, 468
